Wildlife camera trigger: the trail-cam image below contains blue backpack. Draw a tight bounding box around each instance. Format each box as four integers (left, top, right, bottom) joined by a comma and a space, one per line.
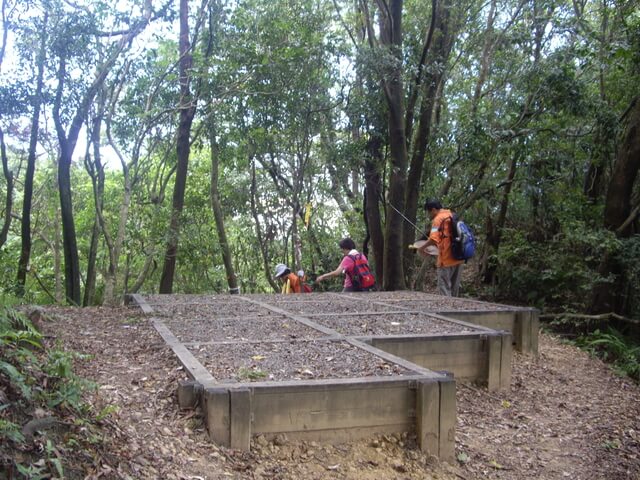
450, 214, 476, 261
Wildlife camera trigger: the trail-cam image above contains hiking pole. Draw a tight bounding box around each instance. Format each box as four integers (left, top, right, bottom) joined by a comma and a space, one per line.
385, 199, 428, 238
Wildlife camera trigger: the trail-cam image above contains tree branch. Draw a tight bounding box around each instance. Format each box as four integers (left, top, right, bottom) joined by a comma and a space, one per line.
539, 312, 640, 325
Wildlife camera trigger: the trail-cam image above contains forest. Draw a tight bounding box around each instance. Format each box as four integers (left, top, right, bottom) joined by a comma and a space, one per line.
0, 0, 639, 333
1, 1, 640, 477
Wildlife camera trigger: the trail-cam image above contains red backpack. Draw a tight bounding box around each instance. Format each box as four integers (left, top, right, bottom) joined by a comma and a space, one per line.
347, 254, 376, 291
296, 271, 313, 293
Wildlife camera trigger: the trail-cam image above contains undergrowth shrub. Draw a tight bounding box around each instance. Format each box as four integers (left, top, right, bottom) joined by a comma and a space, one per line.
0, 304, 101, 478
577, 328, 640, 381
616, 235, 640, 319
493, 223, 619, 311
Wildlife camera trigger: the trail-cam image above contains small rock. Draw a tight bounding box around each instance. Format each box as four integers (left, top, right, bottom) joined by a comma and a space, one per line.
28, 307, 47, 330
133, 455, 150, 467
255, 434, 268, 447
392, 462, 407, 473
426, 454, 440, 467
273, 434, 288, 446
33, 408, 48, 418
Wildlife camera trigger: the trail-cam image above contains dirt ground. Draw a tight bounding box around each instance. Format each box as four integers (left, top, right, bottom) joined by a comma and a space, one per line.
35, 303, 640, 480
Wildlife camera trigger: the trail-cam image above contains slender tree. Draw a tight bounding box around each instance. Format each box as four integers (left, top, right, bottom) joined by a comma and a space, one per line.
16, 10, 48, 296
0, 0, 15, 250
402, 0, 456, 279
359, 0, 408, 289
209, 120, 239, 293
159, 0, 198, 293
51, 2, 150, 303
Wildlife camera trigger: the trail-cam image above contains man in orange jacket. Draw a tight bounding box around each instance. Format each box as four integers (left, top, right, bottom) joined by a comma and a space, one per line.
418, 199, 464, 296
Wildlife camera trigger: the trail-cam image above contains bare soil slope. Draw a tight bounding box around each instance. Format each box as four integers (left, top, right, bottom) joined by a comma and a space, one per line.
36, 305, 639, 480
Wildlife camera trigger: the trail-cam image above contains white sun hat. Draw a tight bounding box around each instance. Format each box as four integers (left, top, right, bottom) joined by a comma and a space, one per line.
274, 263, 289, 278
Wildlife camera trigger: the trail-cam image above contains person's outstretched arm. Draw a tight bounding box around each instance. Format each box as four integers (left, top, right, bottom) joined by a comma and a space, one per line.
316, 264, 344, 282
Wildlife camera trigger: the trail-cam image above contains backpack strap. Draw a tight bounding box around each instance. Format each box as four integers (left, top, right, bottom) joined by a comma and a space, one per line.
346, 254, 357, 274
437, 216, 452, 239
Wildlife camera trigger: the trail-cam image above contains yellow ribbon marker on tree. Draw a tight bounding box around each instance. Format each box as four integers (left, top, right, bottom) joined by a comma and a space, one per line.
304, 202, 312, 228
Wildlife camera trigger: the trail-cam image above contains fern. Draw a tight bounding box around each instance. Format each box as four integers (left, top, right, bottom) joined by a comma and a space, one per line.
0, 359, 32, 399
578, 328, 640, 381
0, 419, 25, 443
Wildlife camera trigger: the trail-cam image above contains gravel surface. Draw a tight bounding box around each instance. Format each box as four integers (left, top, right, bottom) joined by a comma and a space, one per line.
152, 301, 277, 318
161, 315, 327, 343
142, 292, 527, 313
303, 312, 479, 336
366, 297, 525, 312
253, 299, 403, 314
143, 293, 484, 345
141, 294, 244, 305
190, 339, 413, 382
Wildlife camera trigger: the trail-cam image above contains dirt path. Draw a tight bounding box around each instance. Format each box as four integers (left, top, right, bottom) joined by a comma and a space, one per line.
41, 305, 639, 480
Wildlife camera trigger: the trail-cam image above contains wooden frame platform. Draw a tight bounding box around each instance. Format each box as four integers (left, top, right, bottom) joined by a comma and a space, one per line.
127, 291, 536, 460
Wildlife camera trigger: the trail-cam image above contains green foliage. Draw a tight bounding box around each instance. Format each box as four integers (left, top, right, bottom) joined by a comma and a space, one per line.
238, 366, 268, 380
577, 329, 640, 381
42, 348, 95, 409
0, 359, 33, 400
0, 419, 25, 443
616, 236, 640, 318
0, 307, 43, 400
493, 218, 620, 310
0, 304, 102, 477
0, 0, 637, 306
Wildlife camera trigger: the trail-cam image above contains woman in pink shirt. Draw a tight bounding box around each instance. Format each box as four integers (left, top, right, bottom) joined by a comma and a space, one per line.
316, 238, 375, 292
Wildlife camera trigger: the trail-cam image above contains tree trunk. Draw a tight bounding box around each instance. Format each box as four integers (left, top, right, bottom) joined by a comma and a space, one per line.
209, 124, 239, 293
128, 251, 157, 294
404, 0, 438, 146
590, 97, 640, 314
0, 128, 12, 249
52, 14, 149, 304
53, 203, 64, 303
52, 53, 82, 304
482, 154, 518, 284
471, 0, 497, 116
364, 135, 385, 281
0, 0, 11, 250
159, 0, 196, 294
102, 58, 162, 305
584, 0, 615, 202
250, 157, 279, 292
603, 98, 640, 235
403, 0, 454, 280
380, 0, 407, 290
83, 106, 105, 306
84, 219, 101, 306
16, 11, 47, 296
